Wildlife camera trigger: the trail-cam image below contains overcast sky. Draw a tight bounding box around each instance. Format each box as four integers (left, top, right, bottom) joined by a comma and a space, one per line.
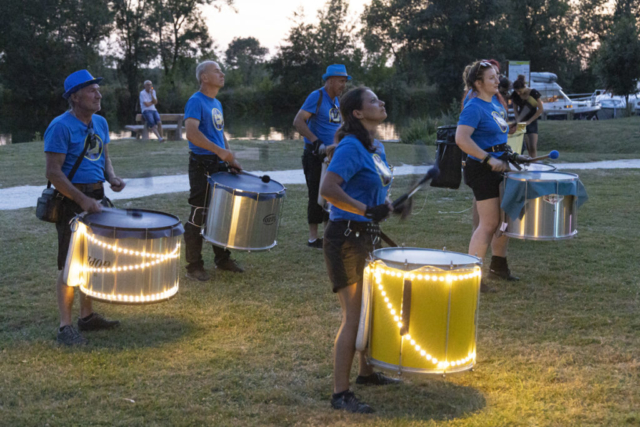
203, 0, 372, 58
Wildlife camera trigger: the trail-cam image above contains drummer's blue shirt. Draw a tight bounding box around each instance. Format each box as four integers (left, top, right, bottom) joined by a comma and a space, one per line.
327, 136, 393, 222
44, 111, 110, 184
300, 87, 342, 146
458, 97, 509, 161
184, 91, 226, 155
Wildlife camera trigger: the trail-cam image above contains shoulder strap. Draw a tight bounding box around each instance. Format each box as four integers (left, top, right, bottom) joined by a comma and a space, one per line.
314, 89, 324, 116
46, 121, 93, 188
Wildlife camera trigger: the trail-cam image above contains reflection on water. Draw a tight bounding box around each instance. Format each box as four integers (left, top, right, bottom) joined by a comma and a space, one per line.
0, 115, 402, 144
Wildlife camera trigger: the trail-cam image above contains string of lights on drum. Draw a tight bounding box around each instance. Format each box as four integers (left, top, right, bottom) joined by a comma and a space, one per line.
367, 265, 481, 370
81, 230, 180, 273
78, 282, 179, 303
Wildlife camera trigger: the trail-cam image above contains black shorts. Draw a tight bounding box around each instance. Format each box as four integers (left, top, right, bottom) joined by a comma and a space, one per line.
525, 120, 538, 134
463, 158, 503, 201
323, 220, 375, 293
55, 188, 104, 270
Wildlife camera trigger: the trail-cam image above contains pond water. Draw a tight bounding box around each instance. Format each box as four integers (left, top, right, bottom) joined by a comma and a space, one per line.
0, 113, 403, 145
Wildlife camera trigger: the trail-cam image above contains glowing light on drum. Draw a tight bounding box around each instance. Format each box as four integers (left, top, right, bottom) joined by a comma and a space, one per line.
63, 209, 185, 304
357, 248, 482, 375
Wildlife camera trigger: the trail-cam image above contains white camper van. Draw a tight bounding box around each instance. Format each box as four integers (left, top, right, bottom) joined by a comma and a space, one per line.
529, 72, 600, 120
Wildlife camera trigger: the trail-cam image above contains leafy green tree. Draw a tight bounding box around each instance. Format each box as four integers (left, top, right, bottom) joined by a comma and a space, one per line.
148, 0, 232, 86
0, 0, 111, 136
111, 0, 157, 120
224, 37, 269, 86
593, 15, 640, 109
269, 0, 363, 110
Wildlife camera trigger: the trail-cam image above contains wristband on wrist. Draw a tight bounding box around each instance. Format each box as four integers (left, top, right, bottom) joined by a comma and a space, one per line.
482, 154, 491, 165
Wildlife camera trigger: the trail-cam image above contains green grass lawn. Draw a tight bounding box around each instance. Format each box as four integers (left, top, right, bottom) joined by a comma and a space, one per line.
1, 117, 639, 188
0, 120, 639, 426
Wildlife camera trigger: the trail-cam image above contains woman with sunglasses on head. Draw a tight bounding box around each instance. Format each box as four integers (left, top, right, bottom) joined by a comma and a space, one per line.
511, 74, 544, 158
320, 86, 398, 414
456, 60, 519, 292
460, 59, 509, 112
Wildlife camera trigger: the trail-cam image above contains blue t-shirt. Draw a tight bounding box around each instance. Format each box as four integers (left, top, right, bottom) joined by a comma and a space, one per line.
300, 87, 342, 146
458, 97, 509, 160
327, 136, 393, 222
44, 112, 110, 184
184, 91, 226, 155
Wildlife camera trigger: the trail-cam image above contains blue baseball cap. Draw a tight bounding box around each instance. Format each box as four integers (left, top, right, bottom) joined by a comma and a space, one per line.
322, 64, 352, 81
62, 70, 103, 99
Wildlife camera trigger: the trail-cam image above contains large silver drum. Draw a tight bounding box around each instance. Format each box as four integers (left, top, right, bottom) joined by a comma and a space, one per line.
501, 171, 582, 241
63, 209, 185, 304
203, 172, 285, 251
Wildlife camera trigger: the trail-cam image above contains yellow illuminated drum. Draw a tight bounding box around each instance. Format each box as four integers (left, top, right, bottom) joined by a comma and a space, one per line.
63, 208, 184, 304
356, 248, 481, 375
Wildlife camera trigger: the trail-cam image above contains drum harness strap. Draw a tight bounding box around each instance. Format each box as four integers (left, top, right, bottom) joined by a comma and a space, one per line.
343, 220, 398, 248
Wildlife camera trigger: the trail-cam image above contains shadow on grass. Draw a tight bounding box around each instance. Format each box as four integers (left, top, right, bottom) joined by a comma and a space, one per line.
364, 377, 486, 421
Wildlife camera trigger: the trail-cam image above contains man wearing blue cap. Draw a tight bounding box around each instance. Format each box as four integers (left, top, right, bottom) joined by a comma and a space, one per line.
44, 70, 126, 346
293, 64, 350, 249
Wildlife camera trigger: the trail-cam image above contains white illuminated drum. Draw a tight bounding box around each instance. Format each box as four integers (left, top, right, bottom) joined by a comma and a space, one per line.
501, 171, 581, 240
356, 248, 481, 375
203, 172, 286, 251
63, 209, 184, 304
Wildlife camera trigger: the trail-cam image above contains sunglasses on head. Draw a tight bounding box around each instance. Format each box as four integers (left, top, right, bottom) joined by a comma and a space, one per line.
475, 61, 494, 79
87, 123, 97, 150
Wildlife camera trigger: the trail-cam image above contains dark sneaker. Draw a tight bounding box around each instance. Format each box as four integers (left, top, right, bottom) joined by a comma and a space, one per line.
331, 390, 374, 414
480, 280, 498, 293
488, 268, 520, 281
307, 238, 323, 249
355, 372, 402, 386
57, 325, 87, 346
216, 257, 244, 273
77, 313, 120, 332
186, 269, 210, 282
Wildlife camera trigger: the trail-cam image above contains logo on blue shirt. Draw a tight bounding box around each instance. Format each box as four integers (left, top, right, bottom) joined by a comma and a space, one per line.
329, 107, 341, 124
373, 153, 393, 186
492, 111, 509, 133
212, 108, 224, 131
85, 133, 104, 161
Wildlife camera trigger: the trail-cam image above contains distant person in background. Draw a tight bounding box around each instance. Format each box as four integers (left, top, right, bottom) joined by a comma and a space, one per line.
45, 70, 126, 345
183, 60, 244, 281
511, 75, 544, 158
139, 80, 164, 142
293, 64, 350, 250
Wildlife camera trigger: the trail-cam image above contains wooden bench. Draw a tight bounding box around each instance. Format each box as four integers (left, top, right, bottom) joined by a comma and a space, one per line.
124, 114, 184, 140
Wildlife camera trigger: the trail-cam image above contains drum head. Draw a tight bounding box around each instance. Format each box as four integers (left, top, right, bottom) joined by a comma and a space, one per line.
520, 162, 556, 172
208, 172, 285, 194
82, 209, 184, 239
507, 171, 578, 182
372, 247, 480, 271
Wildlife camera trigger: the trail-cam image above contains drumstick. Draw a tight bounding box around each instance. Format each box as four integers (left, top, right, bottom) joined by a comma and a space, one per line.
392, 165, 439, 209
522, 150, 559, 163
240, 171, 271, 183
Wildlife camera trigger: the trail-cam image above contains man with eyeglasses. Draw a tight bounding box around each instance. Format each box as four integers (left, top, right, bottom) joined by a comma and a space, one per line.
44, 70, 126, 346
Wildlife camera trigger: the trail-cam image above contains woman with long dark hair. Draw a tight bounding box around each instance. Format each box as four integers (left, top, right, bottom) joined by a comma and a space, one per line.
320, 87, 399, 414
456, 61, 519, 292
511, 74, 544, 158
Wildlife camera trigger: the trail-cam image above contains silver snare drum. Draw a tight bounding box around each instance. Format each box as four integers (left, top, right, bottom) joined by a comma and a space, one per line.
501, 171, 579, 241
203, 172, 286, 251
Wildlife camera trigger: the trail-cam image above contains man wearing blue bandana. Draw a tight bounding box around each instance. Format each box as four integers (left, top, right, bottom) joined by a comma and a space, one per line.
183, 61, 244, 281
293, 64, 350, 250
44, 70, 126, 346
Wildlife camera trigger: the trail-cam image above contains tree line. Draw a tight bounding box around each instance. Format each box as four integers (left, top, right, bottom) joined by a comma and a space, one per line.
0, 0, 639, 140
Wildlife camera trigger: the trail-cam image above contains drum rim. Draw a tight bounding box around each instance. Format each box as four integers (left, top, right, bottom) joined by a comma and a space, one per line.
371, 247, 481, 270
505, 171, 579, 182
208, 171, 286, 195
82, 208, 183, 233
